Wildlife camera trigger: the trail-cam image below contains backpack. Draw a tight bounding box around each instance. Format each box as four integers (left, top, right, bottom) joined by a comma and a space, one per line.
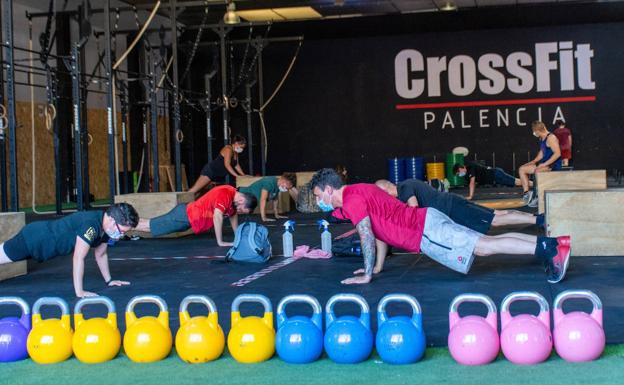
225, 222, 272, 263
331, 233, 362, 257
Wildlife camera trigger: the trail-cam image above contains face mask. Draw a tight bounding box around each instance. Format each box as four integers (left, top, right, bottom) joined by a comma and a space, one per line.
533, 131, 540, 138
105, 226, 122, 240
278, 186, 288, 193
234, 146, 243, 153
458, 171, 466, 177
317, 192, 334, 212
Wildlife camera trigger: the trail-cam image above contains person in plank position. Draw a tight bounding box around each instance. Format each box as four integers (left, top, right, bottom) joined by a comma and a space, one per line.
0, 204, 139, 298
310, 168, 570, 285
134, 185, 257, 246
375, 178, 544, 234
238, 173, 297, 222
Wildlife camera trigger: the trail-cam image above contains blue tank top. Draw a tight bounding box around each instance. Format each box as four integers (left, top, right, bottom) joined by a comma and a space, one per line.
539, 133, 562, 170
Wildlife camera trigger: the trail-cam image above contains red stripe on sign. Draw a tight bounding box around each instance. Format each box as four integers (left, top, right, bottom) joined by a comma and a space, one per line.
396, 96, 596, 110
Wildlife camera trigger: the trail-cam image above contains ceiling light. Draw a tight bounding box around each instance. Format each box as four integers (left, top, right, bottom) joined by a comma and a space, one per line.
223, 0, 240, 24
441, 2, 457, 11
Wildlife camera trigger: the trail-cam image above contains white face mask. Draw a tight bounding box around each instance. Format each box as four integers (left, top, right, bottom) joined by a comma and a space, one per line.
278, 186, 288, 193
533, 131, 540, 138
234, 146, 243, 153
458, 171, 466, 177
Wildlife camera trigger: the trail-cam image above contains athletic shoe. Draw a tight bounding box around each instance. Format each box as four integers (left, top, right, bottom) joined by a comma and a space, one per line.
547, 244, 571, 283
557, 235, 571, 247
527, 195, 539, 208
522, 190, 534, 204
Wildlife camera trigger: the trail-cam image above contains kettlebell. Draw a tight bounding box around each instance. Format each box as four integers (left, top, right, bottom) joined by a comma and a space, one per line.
275, 294, 323, 364
27, 297, 73, 364
175, 295, 225, 363
500, 291, 552, 365
227, 294, 275, 363
324, 293, 373, 364
73, 296, 121, 364
553, 290, 605, 362
376, 293, 426, 365
0, 297, 31, 362
448, 293, 499, 365
123, 295, 172, 363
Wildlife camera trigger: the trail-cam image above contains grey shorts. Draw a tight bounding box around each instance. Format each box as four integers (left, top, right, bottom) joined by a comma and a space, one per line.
420, 208, 481, 274
150, 204, 191, 237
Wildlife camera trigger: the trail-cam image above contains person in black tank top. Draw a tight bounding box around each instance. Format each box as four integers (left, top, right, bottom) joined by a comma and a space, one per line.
189, 135, 248, 194
518, 121, 562, 204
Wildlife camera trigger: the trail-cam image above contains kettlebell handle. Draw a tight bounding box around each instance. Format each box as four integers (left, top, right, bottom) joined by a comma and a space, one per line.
179, 295, 218, 314
449, 293, 496, 314
501, 291, 549, 313
276, 294, 322, 329
32, 297, 69, 316
0, 296, 30, 316
74, 296, 116, 315
125, 295, 168, 314
448, 293, 497, 330
325, 293, 370, 330
500, 291, 550, 329
377, 293, 422, 325
231, 294, 272, 314
553, 290, 603, 326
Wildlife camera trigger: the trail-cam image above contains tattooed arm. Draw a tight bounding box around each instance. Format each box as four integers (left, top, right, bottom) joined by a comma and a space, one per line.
341, 216, 375, 285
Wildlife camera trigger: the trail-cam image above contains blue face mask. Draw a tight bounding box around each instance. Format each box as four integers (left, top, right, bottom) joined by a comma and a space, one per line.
105, 226, 122, 240
317, 193, 334, 212
458, 171, 466, 177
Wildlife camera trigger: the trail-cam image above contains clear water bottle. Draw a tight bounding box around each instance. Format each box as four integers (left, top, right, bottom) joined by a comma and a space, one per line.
319, 219, 332, 256
282, 220, 295, 257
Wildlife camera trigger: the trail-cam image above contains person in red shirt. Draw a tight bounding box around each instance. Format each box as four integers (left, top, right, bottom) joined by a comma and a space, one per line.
310, 168, 570, 285
134, 186, 257, 246
553, 120, 573, 166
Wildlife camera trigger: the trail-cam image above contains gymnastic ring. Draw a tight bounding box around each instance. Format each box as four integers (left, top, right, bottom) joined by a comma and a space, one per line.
176, 129, 184, 143
216, 97, 223, 106
229, 97, 238, 108
0, 104, 6, 118
0, 116, 8, 130
87, 133, 93, 145
46, 104, 57, 120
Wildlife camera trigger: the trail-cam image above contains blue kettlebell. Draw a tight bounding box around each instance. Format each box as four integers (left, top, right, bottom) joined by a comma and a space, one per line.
324, 293, 373, 364
275, 294, 323, 364
376, 293, 426, 364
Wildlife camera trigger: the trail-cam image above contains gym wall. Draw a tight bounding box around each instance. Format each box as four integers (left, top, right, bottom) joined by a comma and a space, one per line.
261, 22, 624, 182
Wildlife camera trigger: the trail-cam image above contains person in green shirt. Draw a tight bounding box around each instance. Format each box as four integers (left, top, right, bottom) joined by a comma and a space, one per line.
239, 173, 297, 222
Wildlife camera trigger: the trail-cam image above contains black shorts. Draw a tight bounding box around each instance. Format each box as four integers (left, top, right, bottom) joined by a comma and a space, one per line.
3, 231, 30, 262
150, 204, 191, 237
449, 201, 495, 234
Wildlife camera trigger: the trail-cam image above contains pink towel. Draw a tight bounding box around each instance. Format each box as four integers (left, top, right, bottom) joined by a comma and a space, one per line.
293, 245, 332, 259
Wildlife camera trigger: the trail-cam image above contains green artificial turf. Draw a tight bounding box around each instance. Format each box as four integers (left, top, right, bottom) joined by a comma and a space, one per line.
4, 345, 624, 385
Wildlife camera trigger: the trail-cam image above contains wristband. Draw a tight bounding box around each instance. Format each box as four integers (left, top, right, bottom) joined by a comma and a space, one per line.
105, 278, 112, 285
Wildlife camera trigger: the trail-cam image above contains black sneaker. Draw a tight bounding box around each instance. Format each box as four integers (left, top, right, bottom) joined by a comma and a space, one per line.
546, 245, 571, 283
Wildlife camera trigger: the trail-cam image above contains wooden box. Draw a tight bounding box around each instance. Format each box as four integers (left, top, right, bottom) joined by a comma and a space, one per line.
536, 170, 607, 214
545, 189, 624, 256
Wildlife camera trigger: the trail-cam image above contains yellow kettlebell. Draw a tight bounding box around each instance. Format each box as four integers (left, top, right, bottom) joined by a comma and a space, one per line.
27, 297, 73, 364
227, 294, 275, 363
72, 296, 121, 363
175, 295, 225, 363
123, 295, 172, 363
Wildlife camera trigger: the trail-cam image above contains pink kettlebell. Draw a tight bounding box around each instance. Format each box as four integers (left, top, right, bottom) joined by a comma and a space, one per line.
553, 290, 605, 362
500, 292, 552, 364
448, 293, 499, 365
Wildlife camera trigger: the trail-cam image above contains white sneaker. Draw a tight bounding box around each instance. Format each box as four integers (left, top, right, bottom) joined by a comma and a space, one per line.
528, 195, 539, 208
522, 190, 534, 204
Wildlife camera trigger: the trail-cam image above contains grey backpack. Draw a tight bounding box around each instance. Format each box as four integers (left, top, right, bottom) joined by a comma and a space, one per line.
225, 222, 272, 263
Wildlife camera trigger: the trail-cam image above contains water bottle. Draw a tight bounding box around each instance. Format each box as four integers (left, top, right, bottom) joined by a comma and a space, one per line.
282, 220, 295, 257
318, 220, 332, 256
